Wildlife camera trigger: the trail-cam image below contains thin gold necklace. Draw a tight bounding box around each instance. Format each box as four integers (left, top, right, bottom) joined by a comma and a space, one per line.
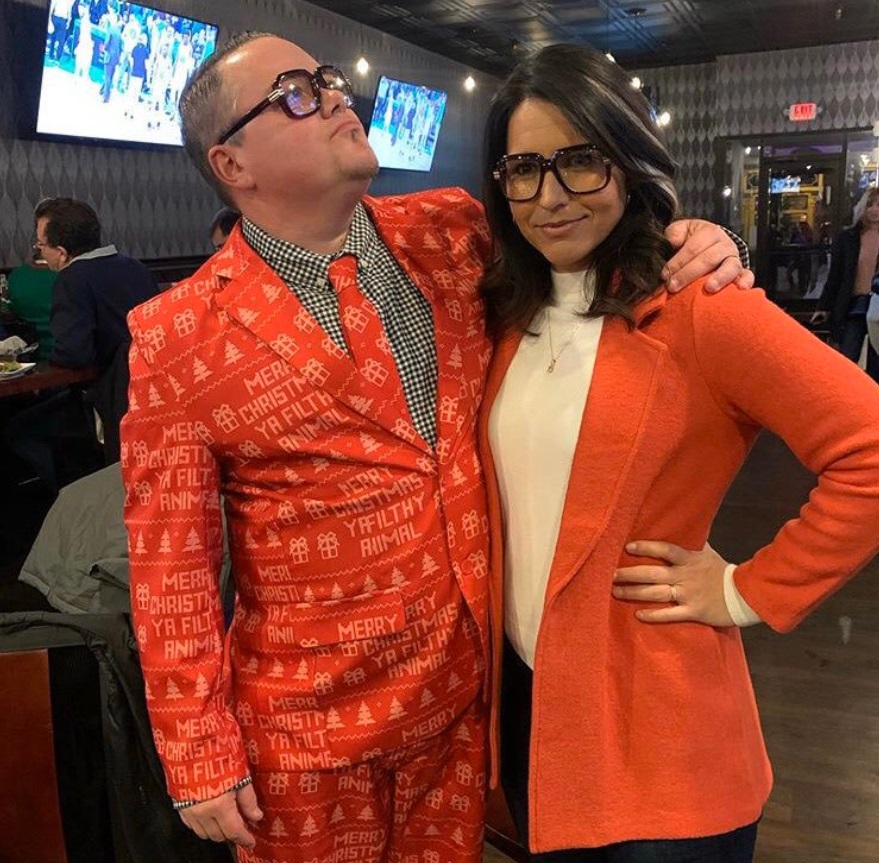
545, 311, 584, 373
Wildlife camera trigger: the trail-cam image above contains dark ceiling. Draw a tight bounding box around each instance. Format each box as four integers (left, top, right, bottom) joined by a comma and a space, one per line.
305, 0, 879, 75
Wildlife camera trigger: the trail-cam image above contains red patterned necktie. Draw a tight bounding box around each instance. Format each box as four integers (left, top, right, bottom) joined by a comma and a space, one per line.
327, 253, 399, 390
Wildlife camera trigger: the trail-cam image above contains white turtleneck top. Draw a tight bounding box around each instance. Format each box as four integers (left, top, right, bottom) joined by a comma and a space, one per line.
488, 269, 601, 667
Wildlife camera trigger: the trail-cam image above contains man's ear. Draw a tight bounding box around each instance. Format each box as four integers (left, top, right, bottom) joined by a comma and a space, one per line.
208, 144, 255, 195
56, 246, 71, 268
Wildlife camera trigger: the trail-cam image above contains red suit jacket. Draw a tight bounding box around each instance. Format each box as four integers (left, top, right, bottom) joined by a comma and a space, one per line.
122, 188, 493, 804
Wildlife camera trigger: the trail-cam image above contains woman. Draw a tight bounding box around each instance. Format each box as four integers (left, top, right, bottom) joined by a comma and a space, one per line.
813, 187, 879, 381
8, 249, 57, 360
478, 44, 879, 862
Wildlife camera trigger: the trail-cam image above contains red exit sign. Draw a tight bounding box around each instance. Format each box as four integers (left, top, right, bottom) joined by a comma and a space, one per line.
789, 102, 818, 121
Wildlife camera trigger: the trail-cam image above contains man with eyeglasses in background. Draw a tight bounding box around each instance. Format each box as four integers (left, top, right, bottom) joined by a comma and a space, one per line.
121, 32, 750, 863
33, 198, 157, 371
5, 198, 157, 491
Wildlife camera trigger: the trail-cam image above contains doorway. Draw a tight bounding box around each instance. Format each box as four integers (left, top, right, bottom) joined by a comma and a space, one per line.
759, 152, 837, 302
716, 130, 878, 306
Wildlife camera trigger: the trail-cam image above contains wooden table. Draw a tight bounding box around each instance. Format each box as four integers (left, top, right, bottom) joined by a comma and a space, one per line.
0, 363, 99, 398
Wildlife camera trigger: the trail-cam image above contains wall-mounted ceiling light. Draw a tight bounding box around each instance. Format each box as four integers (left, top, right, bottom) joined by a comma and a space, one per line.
605, 51, 616, 62
745, 146, 752, 155
464, 75, 476, 92
355, 56, 369, 76
630, 76, 642, 89
656, 110, 671, 127
722, 186, 733, 198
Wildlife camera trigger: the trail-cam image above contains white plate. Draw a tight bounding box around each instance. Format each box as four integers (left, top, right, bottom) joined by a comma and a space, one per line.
0, 363, 36, 380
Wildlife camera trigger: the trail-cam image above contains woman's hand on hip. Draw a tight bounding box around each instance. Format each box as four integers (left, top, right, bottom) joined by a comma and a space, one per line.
612, 540, 734, 627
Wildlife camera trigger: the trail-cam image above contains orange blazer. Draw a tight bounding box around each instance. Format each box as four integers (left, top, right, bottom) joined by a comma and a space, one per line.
122, 188, 494, 804
479, 282, 879, 851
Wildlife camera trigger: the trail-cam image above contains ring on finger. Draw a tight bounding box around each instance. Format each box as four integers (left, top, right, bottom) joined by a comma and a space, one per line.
669, 584, 679, 604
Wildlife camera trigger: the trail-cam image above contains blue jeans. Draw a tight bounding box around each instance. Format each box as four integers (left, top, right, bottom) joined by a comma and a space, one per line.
500, 641, 759, 863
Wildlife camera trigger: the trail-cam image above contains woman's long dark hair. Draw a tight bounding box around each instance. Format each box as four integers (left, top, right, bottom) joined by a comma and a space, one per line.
481, 44, 680, 339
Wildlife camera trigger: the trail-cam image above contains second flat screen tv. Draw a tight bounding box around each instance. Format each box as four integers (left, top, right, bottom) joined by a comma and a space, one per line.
37, 1, 219, 147
367, 76, 448, 172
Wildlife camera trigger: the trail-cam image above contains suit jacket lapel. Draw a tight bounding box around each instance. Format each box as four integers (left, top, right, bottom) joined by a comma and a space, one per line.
211, 229, 424, 449
365, 194, 489, 461
479, 329, 524, 659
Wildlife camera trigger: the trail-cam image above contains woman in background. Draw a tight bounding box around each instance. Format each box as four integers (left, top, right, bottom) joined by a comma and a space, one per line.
479, 44, 879, 862
813, 186, 879, 381
8, 249, 57, 360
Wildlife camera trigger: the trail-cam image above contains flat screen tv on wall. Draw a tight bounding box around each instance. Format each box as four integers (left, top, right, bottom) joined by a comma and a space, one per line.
36, 1, 218, 147
367, 75, 448, 172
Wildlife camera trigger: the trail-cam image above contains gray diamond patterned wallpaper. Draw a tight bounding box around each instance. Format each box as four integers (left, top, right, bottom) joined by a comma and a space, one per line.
635, 40, 879, 219
633, 60, 718, 222
3, 0, 879, 268
0, 0, 497, 268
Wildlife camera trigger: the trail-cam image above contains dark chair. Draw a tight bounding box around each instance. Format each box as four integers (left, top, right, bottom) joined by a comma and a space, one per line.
85, 339, 131, 464
0, 613, 234, 863
0, 648, 71, 863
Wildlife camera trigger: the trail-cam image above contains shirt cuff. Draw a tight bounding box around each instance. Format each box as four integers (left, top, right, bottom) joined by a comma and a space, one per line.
720, 226, 750, 270
172, 775, 253, 811
722, 563, 762, 627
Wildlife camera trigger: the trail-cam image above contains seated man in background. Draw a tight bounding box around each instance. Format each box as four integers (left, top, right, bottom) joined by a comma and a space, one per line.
8, 249, 57, 360
5, 198, 159, 490
34, 197, 159, 368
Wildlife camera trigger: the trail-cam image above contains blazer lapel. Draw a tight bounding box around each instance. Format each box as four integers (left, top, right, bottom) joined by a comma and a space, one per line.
544, 316, 668, 602
212, 230, 423, 449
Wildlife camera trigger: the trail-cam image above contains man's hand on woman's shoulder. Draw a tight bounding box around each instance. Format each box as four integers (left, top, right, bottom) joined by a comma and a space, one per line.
664, 220, 754, 294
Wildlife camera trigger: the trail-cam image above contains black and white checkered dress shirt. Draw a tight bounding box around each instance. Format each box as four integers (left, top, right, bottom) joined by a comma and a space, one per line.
242, 204, 438, 447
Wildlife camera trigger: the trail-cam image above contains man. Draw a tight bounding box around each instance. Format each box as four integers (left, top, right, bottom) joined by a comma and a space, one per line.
121, 31, 749, 863
33, 197, 158, 368
47, 0, 76, 63
100, 9, 123, 103
6, 198, 158, 488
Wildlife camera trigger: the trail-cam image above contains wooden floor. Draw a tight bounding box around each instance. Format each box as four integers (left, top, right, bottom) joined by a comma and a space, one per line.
3, 410, 876, 861
716, 433, 879, 863
485, 431, 879, 862
485, 842, 517, 863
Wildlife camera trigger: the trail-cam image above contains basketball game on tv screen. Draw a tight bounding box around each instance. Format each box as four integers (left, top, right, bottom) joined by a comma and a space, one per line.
37, 1, 218, 147
367, 76, 448, 172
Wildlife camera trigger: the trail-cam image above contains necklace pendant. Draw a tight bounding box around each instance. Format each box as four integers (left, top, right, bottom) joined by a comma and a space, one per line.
547, 358, 556, 373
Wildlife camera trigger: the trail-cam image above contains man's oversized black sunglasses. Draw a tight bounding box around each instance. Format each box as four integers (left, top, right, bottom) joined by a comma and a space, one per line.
216, 65, 355, 145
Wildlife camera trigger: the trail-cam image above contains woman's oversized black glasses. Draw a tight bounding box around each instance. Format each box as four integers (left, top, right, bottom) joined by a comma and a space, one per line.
493, 144, 613, 202
216, 65, 355, 145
